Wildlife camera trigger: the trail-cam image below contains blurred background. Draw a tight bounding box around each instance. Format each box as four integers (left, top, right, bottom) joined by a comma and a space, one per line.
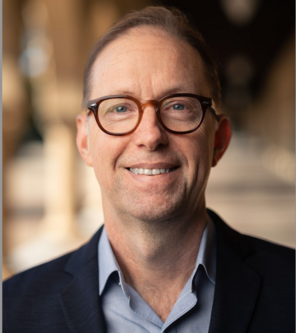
3, 0, 295, 280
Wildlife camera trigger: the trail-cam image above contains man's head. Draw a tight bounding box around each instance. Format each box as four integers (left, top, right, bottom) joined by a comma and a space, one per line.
76, 6, 231, 226
82, 6, 221, 109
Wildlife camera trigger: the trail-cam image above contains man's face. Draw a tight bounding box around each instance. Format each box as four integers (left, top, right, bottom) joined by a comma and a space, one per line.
77, 28, 229, 224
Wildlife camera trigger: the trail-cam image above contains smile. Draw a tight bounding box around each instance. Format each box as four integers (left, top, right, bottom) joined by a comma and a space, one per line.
128, 167, 178, 176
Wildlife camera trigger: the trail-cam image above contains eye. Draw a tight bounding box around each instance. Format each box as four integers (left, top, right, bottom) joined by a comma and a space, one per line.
109, 103, 135, 114
115, 105, 128, 113
162, 100, 190, 112
172, 104, 185, 110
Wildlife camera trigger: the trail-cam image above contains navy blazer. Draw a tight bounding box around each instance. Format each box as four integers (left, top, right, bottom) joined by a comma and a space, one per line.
3, 210, 295, 333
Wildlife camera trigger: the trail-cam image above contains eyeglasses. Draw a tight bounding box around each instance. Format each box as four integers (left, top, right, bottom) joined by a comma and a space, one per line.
87, 93, 217, 136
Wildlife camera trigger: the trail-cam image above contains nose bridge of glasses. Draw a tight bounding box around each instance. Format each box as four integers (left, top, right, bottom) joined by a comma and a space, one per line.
141, 100, 160, 112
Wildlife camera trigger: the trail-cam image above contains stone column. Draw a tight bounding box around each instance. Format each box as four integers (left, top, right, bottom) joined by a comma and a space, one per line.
3, 0, 29, 279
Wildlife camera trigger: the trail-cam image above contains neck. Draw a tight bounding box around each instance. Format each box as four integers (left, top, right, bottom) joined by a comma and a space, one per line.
103, 202, 208, 321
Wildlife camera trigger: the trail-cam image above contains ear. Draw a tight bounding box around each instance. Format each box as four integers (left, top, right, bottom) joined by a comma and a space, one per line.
212, 115, 232, 167
76, 114, 93, 166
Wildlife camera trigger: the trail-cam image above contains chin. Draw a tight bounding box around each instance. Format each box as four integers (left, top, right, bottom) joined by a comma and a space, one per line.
124, 198, 185, 225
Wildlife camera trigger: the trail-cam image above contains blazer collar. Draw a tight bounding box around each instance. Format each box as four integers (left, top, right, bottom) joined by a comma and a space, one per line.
58, 212, 262, 333
208, 209, 262, 333
59, 227, 106, 333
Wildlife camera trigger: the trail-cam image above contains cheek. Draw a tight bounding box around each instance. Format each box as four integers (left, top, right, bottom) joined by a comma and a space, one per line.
88, 130, 127, 177
184, 126, 215, 177
190, 125, 215, 156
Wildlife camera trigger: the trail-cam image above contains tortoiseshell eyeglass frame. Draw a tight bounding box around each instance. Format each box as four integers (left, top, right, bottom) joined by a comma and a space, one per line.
87, 93, 217, 136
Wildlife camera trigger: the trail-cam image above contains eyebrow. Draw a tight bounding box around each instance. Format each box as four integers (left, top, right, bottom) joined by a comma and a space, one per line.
106, 87, 191, 99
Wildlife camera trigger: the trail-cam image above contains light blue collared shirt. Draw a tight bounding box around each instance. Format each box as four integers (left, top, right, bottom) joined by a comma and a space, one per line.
98, 217, 216, 333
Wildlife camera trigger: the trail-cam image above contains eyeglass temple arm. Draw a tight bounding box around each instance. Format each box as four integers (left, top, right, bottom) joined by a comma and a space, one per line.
201, 100, 218, 119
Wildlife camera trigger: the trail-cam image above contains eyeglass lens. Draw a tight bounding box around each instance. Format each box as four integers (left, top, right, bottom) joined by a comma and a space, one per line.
97, 96, 203, 134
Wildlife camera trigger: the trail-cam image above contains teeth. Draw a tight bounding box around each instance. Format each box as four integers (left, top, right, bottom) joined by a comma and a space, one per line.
129, 168, 175, 176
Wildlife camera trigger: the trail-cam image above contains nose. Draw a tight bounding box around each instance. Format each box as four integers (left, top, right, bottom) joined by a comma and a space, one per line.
132, 103, 168, 150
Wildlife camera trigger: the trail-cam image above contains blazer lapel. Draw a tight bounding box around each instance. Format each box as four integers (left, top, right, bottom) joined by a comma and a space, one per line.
208, 210, 262, 333
57, 212, 262, 333
59, 227, 107, 333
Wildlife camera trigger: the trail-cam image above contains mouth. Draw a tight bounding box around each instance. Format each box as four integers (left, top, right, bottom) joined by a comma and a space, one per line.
127, 166, 179, 176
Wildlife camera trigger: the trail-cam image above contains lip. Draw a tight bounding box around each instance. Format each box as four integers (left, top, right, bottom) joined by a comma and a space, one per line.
127, 162, 178, 169
126, 165, 180, 183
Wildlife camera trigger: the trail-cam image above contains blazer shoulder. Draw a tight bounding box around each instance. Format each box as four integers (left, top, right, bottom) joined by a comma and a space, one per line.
3, 227, 103, 298
208, 208, 295, 277
241, 233, 295, 278
3, 251, 74, 297
243, 232, 294, 259
209, 208, 294, 257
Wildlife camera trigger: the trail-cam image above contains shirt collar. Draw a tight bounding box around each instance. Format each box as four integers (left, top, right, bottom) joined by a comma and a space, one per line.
194, 215, 216, 285
98, 215, 216, 296
98, 227, 119, 295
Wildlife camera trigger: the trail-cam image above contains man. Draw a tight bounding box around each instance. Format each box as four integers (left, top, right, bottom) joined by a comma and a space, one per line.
3, 6, 294, 333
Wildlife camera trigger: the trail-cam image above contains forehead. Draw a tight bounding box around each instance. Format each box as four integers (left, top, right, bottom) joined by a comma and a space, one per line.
89, 27, 210, 99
